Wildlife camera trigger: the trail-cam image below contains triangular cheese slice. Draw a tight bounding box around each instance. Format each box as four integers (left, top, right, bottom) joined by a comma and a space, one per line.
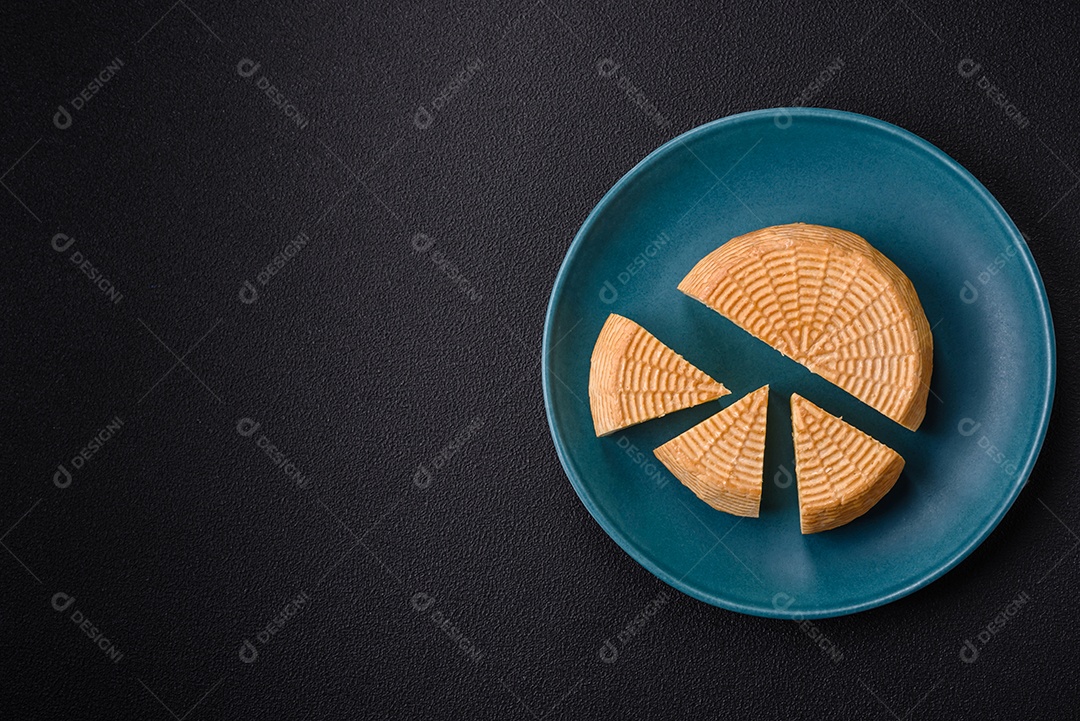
679, 223, 932, 430
791, 394, 905, 534
589, 314, 729, 437
653, 386, 768, 517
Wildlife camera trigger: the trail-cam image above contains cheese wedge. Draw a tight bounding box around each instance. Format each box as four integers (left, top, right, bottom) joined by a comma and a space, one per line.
679, 223, 933, 430
589, 314, 729, 437
654, 385, 769, 517
791, 394, 904, 534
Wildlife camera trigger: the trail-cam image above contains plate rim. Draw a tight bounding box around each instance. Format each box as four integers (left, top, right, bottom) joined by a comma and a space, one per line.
541, 106, 1057, 619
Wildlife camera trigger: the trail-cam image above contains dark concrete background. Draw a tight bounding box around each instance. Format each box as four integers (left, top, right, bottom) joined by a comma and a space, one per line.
2, 1, 1078, 718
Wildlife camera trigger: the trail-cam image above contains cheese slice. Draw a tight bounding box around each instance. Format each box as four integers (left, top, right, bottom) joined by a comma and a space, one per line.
679, 223, 933, 430
589, 314, 729, 437
791, 394, 904, 534
653, 385, 768, 517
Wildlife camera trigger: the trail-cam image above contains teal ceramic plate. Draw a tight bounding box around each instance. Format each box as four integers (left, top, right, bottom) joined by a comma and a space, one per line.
542, 108, 1055, 618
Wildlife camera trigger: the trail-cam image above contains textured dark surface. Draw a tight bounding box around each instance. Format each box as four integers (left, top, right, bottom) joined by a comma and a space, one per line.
2, 1, 1079, 718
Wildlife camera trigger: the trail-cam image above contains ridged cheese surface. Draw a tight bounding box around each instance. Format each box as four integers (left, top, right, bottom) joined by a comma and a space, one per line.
679, 223, 933, 430
653, 386, 769, 517
589, 314, 729, 437
791, 394, 905, 534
